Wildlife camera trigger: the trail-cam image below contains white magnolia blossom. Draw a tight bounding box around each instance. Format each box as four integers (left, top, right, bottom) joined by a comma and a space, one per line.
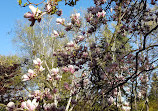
52, 30, 59, 37
47, 74, 52, 81
24, 5, 41, 18
22, 69, 35, 81
108, 96, 114, 104
67, 41, 75, 47
28, 69, 34, 75
45, 1, 52, 12
124, 101, 129, 106
67, 22, 72, 26
55, 75, 62, 80
24, 5, 45, 26
33, 58, 43, 65
29, 5, 41, 16
77, 35, 84, 41
6, 102, 15, 110
22, 74, 30, 81
56, 18, 65, 24
96, 10, 106, 18
51, 68, 59, 75
122, 106, 131, 111
39, 66, 45, 72
71, 13, 80, 20
68, 65, 75, 74
21, 99, 39, 111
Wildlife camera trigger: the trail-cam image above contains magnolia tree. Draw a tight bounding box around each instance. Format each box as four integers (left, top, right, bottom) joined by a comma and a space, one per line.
5, 0, 158, 111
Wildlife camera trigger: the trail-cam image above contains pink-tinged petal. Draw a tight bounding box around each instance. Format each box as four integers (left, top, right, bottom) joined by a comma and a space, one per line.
37, 58, 42, 64
96, 12, 101, 18
29, 105, 36, 111
68, 65, 75, 74
28, 69, 34, 74
21, 102, 28, 109
22, 99, 39, 111
108, 96, 114, 104
82, 52, 88, 57
51, 68, 59, 75
102, 10, 106, 17
28, 69, 34, 77
29, 5, 41, 16
26, 100, 35, 111
26, 99, 32, 107
71, 13, 80, 20
67, 41, 75, 47
24, 12, 34, 18
53, 30, 59, 37
76, 13, 80, 18
62, 66, 69, 72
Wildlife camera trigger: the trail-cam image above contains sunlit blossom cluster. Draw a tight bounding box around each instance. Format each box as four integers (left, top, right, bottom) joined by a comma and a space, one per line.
22, 58, 45, 81
47, 67, 62, 81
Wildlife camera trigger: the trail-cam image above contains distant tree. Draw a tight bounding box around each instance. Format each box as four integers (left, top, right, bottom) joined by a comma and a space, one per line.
0, 55, 23, 105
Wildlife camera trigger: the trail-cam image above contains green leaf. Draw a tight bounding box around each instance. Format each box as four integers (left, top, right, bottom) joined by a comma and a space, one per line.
18, 0, 22, 6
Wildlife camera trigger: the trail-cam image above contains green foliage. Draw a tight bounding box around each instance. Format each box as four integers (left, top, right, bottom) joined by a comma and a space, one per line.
0, 103, 6, 111
136, 99, 158, 111
148, 99, 158, 111
0, 55, 20, 66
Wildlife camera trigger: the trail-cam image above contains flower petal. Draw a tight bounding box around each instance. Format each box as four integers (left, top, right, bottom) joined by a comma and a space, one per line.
29, 5, 41, 15
24, 12, 34, 18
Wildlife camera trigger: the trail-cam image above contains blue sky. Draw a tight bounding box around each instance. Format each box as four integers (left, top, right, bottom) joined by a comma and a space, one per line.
0, 0, 94, 56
